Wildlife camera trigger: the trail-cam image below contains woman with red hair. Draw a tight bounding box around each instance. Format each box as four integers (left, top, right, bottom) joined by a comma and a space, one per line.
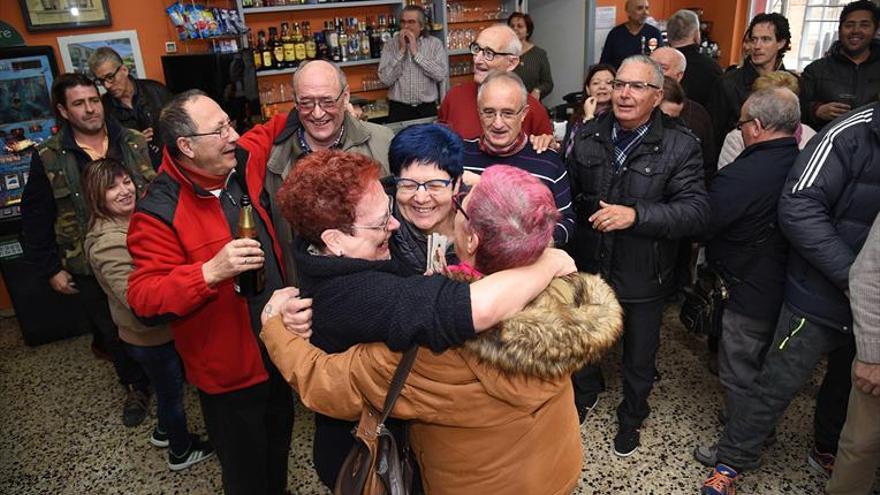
262, 159, 623, 494
266, 150, 577, 488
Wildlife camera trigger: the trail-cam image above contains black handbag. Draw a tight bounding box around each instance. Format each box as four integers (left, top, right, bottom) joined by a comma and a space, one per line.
679, 264, 729, 338
334, 346, 418, 495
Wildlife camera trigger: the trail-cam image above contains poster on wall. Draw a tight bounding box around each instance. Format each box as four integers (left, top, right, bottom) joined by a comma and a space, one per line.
18, 0, 112, 32
57, 30, 146, 81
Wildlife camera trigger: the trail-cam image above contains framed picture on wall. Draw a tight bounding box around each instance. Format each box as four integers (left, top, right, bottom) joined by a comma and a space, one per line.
57, 30, 146, 81
18, 0, 112, 32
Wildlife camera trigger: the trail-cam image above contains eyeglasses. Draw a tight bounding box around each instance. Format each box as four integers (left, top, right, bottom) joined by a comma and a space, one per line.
452, 190, 470, 221
351, 195, 393, 232
394, 177, 454, 196
95, 65, 123, 87
736, 118, 757, 130
611, 79, 661, 93
468, 42, 515, 62
479, 106, 526, 122
184, 119, 235, 140
295, 85, 347, 113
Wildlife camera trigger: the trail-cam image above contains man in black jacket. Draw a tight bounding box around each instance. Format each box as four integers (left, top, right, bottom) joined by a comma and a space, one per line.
706, 13, 791, 152
567, 55, 710, 457
665, 9, 723, 108
696, 102, 880, 495
704, 88, 800, 427
801, 1, 880, 131
88, 47, 173, 168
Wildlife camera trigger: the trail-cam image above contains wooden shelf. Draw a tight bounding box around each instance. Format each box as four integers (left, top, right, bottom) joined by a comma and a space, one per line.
242, 0, 401, 14
256, 57, 381, 76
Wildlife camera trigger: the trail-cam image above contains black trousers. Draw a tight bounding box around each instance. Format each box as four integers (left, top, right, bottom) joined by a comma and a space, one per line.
387, 100, 438, 123
198, 364, 294, 495
73, 274, 148, 389
573, 298, 666, 429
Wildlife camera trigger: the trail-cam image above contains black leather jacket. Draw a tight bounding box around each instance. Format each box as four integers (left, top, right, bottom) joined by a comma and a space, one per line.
102, 77, 173, 168
800, 40, 880, 131
567, 109, 710, 302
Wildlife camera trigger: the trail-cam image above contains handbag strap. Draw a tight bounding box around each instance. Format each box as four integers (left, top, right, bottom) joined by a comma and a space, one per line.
378, 346, 419, 426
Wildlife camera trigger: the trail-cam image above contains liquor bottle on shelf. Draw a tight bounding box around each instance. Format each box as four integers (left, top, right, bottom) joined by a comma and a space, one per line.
304, 21, 317, 60
269, 27, 284, 70
338, 17, 350, 62
293, 22, 307, 63
379, 15, 392, 51
359, 20, 371, 60
281, 22, 296, 69
388, 16, 399, 38
315, 23, 330, 60
249, 32, 262, 71
259, 30, 274, 71
348, 18, 361, 61
327, 20, 341, 62
368, 17, 381, 59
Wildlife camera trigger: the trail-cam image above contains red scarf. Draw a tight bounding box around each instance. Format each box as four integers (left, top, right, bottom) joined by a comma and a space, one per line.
478, 131, 528, 158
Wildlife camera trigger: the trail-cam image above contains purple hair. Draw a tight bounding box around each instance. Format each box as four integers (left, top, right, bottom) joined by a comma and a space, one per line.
465, 165, 559, 274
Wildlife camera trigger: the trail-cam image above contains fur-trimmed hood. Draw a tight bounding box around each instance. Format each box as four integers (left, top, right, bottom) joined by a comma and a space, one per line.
463, 272, 623, 379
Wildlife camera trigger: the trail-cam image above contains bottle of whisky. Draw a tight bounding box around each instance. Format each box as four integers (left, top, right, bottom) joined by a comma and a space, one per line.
259, 30, 274, 70
338, 17, 349, 62
348, 18, 361, 61
234, 195, 265, 296
304, 21, 317, 60
250, 31, 262, 71
327, 19, 341, 62
359, 20, 371, 60
293, 22, 307, 63
281, 22, 296, 69
269, 27, 284, 69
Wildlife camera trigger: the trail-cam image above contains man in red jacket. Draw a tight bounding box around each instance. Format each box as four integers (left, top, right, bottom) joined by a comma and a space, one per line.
438, 24, 553, 140
127, 90, 293, 495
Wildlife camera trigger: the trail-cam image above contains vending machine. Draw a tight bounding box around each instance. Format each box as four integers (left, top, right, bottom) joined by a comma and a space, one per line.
0, 45, 90, 346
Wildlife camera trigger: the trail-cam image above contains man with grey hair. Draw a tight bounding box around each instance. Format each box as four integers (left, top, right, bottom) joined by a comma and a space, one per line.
438, 24, 552, 140
600, 0, 664, 68
702, 88, 800, 442
128, 89, 297, 494
263, 59, 393, 280
88, 46, 172, 167
461, 71, 574, 246
567, 54, 709, 455
378, 4, 448, 122
665, 9, 722, 107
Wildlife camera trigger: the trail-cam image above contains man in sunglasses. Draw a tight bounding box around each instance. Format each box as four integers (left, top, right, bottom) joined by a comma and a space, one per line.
88, 47, 173, 168
21, 73, 156, 427
461, 71, 574, 248
437, 24, 552, 141
262, 59, 394, 281
566, 55, 709, 457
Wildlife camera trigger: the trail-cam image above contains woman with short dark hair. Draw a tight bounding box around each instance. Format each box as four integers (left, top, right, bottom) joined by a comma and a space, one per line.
508, 12, 554, 100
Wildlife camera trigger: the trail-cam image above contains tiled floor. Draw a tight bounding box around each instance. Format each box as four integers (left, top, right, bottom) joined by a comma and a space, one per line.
1, 308, 877, 494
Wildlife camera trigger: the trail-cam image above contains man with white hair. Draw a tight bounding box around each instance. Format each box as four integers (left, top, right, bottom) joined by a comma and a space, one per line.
651, 46, 716, 179
438, 24, 552, 140
600, 0, 664, 68
567, 55, 709, 456
665, 9, 722, 107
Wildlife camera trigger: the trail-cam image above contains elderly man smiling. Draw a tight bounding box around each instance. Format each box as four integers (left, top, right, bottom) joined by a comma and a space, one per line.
566, 55, 709, 456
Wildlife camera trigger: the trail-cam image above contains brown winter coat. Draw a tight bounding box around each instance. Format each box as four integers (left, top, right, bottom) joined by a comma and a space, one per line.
84, 216, 172, 346
262, 273, 623, 495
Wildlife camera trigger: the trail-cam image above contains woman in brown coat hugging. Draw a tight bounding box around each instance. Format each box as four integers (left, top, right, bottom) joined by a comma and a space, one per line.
262, 162, 624, 494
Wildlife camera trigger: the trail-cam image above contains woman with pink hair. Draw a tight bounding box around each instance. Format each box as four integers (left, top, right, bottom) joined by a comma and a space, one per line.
262, 164, 623, 494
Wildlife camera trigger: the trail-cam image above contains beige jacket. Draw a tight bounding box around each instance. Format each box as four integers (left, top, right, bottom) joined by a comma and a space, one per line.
262, 273, 623, 495
84, 216, 172, 346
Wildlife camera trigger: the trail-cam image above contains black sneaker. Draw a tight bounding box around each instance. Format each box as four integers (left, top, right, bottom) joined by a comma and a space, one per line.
122, 387, 150, 427
577, 395, 600, 425
694, 443, 717, 467
613, 426, 640, 457
150, 427, 169, 448
168, 435, 215, 471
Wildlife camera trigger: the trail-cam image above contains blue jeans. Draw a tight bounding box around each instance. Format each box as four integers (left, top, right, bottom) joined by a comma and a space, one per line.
123, 341, 190, 453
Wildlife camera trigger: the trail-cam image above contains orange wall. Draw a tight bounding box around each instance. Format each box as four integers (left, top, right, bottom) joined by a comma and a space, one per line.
0, 0, 219, 84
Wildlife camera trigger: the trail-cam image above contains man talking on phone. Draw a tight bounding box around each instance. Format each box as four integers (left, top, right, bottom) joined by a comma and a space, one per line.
378, 4, 448, 122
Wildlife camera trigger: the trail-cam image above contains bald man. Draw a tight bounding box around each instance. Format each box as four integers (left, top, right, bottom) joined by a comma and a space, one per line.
438, 24, 552, 140
600, 0, 665, 68
652, 46, 716, 180
665, 8, 722, 107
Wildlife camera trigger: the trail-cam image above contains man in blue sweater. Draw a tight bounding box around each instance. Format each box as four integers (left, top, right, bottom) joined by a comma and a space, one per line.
600, 0, 664, 68
461, 71, 574, 247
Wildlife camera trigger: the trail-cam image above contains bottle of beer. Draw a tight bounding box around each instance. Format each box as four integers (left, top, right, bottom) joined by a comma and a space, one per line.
234, 194, 265, 296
